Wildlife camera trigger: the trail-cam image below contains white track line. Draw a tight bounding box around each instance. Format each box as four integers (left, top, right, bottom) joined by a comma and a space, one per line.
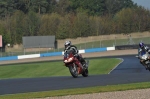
108, 58, 124, 74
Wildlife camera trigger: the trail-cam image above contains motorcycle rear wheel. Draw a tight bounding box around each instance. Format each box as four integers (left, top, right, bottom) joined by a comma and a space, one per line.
69, 63, 78, 78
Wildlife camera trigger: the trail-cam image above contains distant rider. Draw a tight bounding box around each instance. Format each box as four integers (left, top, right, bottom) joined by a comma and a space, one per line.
138, 42, 150, 69
64, 41, 86, 68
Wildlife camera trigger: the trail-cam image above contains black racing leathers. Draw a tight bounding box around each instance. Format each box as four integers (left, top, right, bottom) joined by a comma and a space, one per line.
64, 45, 86, 65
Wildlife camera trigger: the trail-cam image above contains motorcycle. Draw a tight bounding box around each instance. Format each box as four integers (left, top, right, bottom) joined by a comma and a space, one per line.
63, 50, 89, 78
136, 51, 150, 71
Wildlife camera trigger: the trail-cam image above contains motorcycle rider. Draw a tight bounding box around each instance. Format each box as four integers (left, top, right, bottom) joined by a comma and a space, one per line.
138, 42, 150, 69
64, 41, 87, 68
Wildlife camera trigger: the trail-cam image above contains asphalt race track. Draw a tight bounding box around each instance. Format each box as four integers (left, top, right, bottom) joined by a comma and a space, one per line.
1, 55, 150, 95
110, 55, 150, 73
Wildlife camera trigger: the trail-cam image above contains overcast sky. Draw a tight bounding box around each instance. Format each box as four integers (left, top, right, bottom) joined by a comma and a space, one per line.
132, 0, 150, 9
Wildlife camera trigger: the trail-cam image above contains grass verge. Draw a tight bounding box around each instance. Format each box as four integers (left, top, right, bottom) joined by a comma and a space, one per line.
0, 58, 121, 79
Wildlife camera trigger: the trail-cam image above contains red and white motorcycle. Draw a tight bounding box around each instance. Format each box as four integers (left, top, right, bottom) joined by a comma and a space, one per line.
63, 50, 89, 78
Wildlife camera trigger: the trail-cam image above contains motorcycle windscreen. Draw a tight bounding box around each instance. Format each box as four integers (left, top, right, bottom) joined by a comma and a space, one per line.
64, 52, 69, 58
141, 50, 146, 56
64, 50, 74, 58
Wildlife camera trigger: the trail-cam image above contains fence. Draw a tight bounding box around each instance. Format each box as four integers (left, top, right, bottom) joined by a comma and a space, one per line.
57, 31, 150, 48
0, 31, 150, 57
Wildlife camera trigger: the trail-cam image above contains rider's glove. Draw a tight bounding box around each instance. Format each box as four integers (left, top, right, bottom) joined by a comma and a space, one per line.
74, 54, 78, 57
139, 49, 142, 52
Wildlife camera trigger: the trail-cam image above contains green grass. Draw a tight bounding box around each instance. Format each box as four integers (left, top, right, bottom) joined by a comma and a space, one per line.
0, 58, 121, 79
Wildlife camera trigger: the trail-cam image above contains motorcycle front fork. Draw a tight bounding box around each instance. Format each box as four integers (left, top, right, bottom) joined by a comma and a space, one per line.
140, 60, 148, 69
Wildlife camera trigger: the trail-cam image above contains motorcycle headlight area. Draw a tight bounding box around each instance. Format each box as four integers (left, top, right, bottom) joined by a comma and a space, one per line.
64, 57, 73, 63
142, 55, 148, 60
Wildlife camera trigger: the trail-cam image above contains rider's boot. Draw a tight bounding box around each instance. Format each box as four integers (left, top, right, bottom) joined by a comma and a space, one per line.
80, 58, 86, 67
143, 64, 148, 70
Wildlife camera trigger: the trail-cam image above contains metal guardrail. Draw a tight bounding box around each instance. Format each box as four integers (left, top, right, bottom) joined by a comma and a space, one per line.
0, 47, 115, 61
115, 44, 150, 50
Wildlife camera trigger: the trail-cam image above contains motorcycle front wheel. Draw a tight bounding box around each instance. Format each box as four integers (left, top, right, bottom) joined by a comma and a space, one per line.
68, 63, 78, 78
82, 68, 88, 77
147, 64, 150, 71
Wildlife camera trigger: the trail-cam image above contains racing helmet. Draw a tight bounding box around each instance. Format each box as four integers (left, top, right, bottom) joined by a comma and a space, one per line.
64, 41, 71, 48
139, 42, 145, 48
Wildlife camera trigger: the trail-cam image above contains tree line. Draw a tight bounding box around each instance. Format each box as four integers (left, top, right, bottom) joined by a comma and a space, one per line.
0, 0, 150, 47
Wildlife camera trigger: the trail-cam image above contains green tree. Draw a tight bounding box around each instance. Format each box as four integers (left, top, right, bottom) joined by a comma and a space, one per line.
0, 22, 10, 46
54, 0, 71, 16
114, 7, 150, 33
39, 13, 60, 36
46, 0, 57, 13
23, 11, 41, 36
72, 12, 90, 38
14, 0, 29, 13
10, 10, 25, 44
105, 0, 135, 16
30, 0, 48, 14
132, 7, 150, 32
0, 0, 16, 17
56, 14, 71, 39
114, 8, 134, 33
69, 0, 106, 16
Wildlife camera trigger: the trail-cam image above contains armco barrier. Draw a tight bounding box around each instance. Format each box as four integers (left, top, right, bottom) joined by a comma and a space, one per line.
85, 48, 107, 53
0, 47, 115, 61
115, 45, 138, 50
84, 47, 115, 53
40, 52, 63, 57
115, 44, 150, 50
107, 47, 115, 51
0, 56, 18, 61
18, 54, 40, 59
